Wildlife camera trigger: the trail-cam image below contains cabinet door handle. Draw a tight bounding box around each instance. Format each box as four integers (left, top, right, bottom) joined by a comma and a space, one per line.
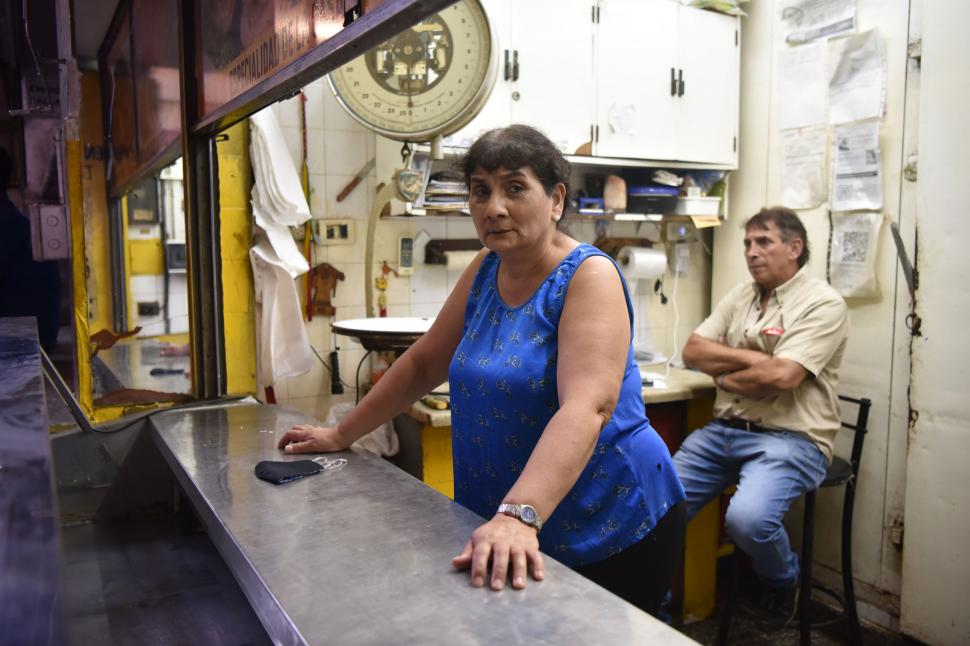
512, 50, 519, 81
670, 68, 677, 96
504, 50, 511, 81
678, 69, 685, 97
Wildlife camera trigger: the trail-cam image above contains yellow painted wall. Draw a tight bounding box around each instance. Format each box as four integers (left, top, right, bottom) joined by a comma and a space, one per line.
217, 122, 257, 395
73, 72, 115, 418
74, 72, 168, 424
79, 73, 113, 334
128, 239, 165, 275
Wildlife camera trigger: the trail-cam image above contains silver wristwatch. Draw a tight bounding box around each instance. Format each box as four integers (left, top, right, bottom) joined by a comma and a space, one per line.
497, 503, 543, 532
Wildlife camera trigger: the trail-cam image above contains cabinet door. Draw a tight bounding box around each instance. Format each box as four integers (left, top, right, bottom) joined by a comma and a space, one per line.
442, 0, 512, 148
675, 6, 739, 165
509, 0, 595, 154
594, 0, 678, 160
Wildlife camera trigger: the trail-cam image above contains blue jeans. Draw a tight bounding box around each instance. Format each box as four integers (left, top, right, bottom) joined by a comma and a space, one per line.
672, 421, 828, 588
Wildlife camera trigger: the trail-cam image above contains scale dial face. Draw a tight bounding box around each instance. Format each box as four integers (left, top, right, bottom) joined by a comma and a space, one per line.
328, 0, 496, 141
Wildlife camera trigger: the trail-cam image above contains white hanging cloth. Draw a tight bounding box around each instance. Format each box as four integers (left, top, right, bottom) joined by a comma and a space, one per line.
249, 108, 311, 225
248, 108, 313, 385
250, 235, 314, 384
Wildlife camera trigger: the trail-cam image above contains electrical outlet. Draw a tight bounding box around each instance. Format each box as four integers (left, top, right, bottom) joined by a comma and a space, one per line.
28, 204, 70, 260
138, 301, 161, 316
313, 219, 354, 245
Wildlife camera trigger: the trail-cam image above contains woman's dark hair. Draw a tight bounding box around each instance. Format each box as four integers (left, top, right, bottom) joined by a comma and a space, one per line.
458, 124, 572, 224
744, 206, 810, 267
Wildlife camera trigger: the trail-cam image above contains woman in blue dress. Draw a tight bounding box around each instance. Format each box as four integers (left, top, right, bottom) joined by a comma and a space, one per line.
279, 125, 686, 615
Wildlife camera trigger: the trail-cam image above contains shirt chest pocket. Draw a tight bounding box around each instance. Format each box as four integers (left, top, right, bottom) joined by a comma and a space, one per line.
740, 309, 785, 355
756, 311, 787, 355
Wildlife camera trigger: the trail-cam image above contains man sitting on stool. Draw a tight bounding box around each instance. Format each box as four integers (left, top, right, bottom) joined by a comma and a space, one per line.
674, 206, 849, 626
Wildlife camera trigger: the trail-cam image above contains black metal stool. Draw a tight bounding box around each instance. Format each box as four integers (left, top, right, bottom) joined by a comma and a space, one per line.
716, 395, 871, 646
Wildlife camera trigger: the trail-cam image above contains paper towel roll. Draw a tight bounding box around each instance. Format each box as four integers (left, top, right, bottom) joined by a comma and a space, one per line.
444, 250, 479, 271
617, 246, 666, 280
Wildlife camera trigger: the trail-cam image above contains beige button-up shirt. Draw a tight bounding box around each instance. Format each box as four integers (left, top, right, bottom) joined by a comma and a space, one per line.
694, 268, 849, 461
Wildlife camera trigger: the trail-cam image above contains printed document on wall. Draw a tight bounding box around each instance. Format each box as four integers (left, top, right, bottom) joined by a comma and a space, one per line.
778, 41, 827, 129
781, 126, 828, 209
779, 0, 855, 44
829, 211, 882, 298
829, 30, 885, 124
831, 120, 882, 211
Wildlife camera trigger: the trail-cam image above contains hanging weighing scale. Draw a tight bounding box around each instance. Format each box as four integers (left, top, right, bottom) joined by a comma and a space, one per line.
326, 0, 498, 349
328, 0, 498, 151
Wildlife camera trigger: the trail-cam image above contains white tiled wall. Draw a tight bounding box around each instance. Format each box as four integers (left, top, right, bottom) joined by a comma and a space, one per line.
262, 79, 711, 420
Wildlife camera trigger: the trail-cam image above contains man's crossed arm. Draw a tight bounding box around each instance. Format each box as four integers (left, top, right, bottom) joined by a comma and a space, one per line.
682, 333, 808, 398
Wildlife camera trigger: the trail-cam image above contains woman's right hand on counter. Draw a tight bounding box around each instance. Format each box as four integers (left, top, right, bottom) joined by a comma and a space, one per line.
277, 424, 348, 454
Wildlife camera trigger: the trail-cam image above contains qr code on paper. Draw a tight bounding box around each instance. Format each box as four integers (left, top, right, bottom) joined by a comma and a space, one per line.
841, 231, 869, 263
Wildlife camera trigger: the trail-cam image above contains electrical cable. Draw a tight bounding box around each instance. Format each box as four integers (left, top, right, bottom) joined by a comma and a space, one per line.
665, 246, 682, 380
309, 344, 355, 391
355, 350, 373, 405
21, 0, 53, 111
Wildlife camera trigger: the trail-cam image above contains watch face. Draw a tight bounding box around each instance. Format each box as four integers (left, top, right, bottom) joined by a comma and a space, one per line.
327, 0, 497, 141
519, 506, 537, 524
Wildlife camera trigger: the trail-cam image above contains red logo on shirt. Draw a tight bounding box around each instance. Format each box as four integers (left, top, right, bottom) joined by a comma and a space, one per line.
763, 327, 785, 337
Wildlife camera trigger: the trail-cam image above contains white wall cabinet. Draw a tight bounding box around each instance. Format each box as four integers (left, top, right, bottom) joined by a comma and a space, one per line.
444, 0, 594, 155
594, 0, 680, 161
445, 0, 739, 167
594, 0, 739, 165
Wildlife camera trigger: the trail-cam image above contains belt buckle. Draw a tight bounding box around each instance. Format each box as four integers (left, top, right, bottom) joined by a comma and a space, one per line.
743, 419, 754, 432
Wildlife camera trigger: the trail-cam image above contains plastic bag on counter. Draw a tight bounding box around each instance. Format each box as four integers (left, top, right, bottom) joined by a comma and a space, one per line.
829, 211, 883, 299
325, 402, 399, 457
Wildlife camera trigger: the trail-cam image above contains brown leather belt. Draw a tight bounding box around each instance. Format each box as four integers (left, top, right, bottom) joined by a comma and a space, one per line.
714, 417, 774, 433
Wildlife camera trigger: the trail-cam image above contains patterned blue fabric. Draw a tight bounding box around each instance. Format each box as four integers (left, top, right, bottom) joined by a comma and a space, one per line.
449, 244, 686, 566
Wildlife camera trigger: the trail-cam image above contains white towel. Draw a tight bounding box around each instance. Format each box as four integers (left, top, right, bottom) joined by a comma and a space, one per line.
249, 109, 310, 226
248, 108, 314, 385
250, 235, 314, 384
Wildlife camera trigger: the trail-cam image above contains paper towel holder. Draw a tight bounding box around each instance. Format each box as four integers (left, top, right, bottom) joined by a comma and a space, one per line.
424, 238, 483, 265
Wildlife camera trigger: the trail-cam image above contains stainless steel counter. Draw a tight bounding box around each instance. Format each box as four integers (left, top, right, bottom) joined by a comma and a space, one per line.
0, 317, 64, 645
150, 403, 697, 645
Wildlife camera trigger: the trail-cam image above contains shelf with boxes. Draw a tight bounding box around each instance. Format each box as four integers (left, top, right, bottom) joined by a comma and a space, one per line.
384, 146, 730, 226
574, 166, 730, 229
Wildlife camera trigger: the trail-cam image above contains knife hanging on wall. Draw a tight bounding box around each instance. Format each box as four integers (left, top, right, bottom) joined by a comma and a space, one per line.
336, 157, 377, 202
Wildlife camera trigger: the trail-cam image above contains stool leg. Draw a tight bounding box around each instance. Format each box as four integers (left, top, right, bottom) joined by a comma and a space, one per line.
842, 479, 863, 645
715, 550, 739, 646
800, 491, 815, 646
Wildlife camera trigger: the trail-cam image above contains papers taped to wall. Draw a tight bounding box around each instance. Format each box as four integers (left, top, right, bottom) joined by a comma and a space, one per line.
831, 120, 883, 211
779, 0, 855, 44
829, 211, 882, 298
781, 126, 828, 209
778, 41, 828, 130
829, 29, 886, 124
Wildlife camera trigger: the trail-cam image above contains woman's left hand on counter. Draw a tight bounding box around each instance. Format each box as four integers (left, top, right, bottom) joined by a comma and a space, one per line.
451, 514, 545, 591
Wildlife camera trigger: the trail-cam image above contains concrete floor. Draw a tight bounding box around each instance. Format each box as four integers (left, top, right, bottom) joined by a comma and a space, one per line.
677, 560, 919, 646
61, 514, 270, 646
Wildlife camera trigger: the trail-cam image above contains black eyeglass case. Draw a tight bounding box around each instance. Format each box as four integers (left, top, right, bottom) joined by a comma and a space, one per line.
254, 459, 323, 484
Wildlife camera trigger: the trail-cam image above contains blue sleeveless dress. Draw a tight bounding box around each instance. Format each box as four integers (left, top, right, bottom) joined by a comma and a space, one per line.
448, 243, 685, 566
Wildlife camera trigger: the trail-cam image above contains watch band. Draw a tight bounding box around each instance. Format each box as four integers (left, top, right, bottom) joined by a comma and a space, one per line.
497, 503, 543, 532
